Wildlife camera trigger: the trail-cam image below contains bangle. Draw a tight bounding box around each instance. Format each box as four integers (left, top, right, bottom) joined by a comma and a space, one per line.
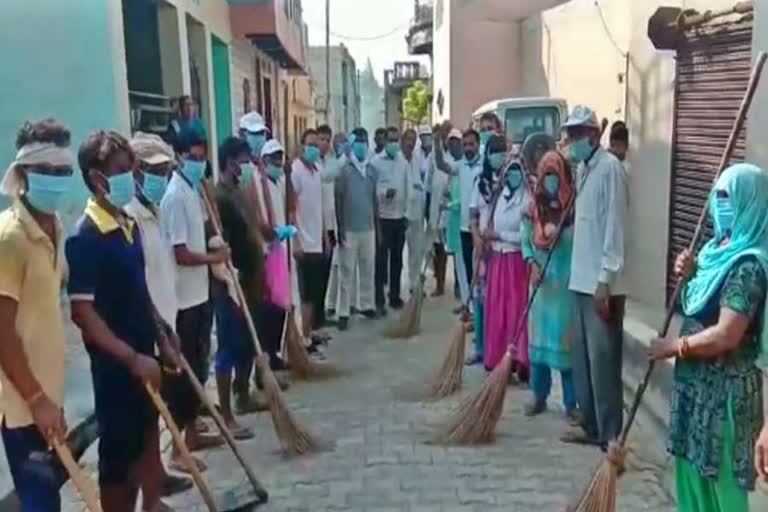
678, 336, 691, 359
26, 390, 44, 407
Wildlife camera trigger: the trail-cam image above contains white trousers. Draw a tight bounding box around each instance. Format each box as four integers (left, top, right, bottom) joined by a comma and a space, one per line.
406, 218, 425, 292
339, 230, 375, 317
325, 246, 340, 311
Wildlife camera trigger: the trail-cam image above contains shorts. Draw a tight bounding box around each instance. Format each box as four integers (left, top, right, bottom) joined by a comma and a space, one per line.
214, 295, 255, 373
297, 252, 328, 328
2, 422, 61, 510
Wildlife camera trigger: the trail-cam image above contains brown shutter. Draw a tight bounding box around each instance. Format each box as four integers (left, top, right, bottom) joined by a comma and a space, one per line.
666, 18, 753, 298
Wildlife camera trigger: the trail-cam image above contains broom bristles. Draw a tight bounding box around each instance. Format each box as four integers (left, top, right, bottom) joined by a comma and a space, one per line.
383, 289, 424, 339
568, 442, 625, 512
284, 316, 338, 380
256, 353, 327, 456
428, 321, 467, 400
431, 350, 513, 445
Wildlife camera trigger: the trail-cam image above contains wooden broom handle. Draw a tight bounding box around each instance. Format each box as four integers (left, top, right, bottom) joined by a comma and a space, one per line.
200, 186, 266, 358
145, 384, 218, 512
51, 439, 102, 512
620, 51, 767, 447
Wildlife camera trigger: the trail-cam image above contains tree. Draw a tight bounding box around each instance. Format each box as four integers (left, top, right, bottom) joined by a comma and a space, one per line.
402, 80, 430, 127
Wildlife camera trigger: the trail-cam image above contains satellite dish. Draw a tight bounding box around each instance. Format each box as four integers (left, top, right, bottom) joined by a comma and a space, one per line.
521, 132, 556, 174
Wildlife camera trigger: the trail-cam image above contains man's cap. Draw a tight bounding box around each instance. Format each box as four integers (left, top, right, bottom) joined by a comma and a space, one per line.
239, 112, 267, 133
261, 139, 284, 158
130, 132, 174, 165
563, 105, 600, 129
448, 128, 463, 140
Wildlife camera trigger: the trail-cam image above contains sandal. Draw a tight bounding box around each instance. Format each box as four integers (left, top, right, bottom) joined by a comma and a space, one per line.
168, 455, 207, 474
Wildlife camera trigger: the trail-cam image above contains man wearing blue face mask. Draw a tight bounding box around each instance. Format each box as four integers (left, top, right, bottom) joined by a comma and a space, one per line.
561, 105, 629, 450
238, 111, 269, 161
478, 112, 502, 156
160, 133, 228, 471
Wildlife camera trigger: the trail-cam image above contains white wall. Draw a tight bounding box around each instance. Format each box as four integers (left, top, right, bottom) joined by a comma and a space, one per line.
432, 0, 452, 122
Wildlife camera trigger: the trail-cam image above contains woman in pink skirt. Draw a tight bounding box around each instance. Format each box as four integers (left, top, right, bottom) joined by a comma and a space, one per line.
475, 152, 532, 379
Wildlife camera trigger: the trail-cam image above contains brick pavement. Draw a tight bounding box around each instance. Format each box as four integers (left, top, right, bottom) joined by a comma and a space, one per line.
61, 294, 676, 512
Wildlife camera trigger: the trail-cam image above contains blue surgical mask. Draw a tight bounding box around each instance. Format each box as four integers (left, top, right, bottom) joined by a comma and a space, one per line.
479, 130, 492, 146
303, 145, 320, 164
385, 141, 400, 159
352, 141, 368, 161
141, 172, 168, 205
506, 169, 523, 190
246, 133, 266, 156
25, 171, 73, 214
450, 146, 465, 161
488, 152, 505, 171
543, 174, 560, 196
238, 162, 255, 190
266, 164, 283, 181
102, 171, 135, 208
569, 137, 594, 164
712, 193, 735, 237
181, 159, 206, 184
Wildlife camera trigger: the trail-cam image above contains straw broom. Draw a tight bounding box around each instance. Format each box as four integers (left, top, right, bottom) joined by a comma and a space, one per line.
200, 187, 324, 456
567, 51, 767, 512
51, 438, 102, 512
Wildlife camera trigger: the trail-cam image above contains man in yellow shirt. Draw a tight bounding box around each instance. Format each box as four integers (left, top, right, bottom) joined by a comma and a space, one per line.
0, 119, 73, 511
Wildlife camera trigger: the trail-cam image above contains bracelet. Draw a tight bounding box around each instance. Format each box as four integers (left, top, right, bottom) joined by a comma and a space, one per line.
678, 336, 691, 359
26, 390, 44, 407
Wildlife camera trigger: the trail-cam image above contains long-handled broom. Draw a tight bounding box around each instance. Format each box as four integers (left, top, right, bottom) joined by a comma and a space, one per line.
200, 187, 324, 456
431, 118, 611, 443
566, 50, 767, 512
51, 437, 102, 512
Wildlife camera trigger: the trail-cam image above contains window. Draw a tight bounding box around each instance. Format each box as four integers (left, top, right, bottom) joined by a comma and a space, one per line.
503, 107, 561, 144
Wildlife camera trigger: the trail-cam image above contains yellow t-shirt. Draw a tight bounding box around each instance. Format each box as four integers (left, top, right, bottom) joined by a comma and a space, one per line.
0, 199, 66, 428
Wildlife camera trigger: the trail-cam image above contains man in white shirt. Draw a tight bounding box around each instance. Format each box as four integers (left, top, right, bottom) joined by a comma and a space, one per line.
371, 126, 409, 312
562, 106, 629, 449
291, 129, 330, 348
316, 125, 343, 318
458, 131, 483, 295
402, 128, 427, 295
160, 134, 228, 468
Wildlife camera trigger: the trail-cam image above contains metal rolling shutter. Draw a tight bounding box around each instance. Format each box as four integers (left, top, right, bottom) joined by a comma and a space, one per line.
666, 19, 753, 298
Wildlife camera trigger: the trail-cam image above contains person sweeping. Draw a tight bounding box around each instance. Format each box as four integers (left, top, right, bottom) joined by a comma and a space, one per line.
521, 150, 578, 423
648, 163, 768, 512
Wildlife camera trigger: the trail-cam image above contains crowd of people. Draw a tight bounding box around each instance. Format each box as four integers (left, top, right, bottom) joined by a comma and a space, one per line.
0, 97, 767, 512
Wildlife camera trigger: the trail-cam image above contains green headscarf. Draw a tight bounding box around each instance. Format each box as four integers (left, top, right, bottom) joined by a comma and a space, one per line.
682, 163, 768, 364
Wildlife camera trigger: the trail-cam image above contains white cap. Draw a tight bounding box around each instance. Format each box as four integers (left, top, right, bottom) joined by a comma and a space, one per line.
448, 128, 463, 140
239, 112, 267, 133
130, 132, 174, 165
261, 139, 284, 158
563, 105, 600, 129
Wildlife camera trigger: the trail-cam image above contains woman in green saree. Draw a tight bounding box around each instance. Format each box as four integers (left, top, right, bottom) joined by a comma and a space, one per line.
649, 163, 768, 512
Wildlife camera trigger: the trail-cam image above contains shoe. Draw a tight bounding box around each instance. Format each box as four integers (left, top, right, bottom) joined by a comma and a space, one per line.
565, 409, 582, 427
162, 474, 193, 497
390, 298, 405, 309
560, 428, 602, 447
361, 309, 377, 319
338, 316, 349, 330
464, 354, 483, 366
351, 306, 360, 315
377, 306, 387, 317
524, 400, 547, 417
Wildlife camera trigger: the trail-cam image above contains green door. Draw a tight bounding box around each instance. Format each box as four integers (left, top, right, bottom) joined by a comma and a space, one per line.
211, 35, 232, 142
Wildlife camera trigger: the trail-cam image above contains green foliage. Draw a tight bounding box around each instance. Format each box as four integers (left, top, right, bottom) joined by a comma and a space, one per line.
402, 80, 430, 125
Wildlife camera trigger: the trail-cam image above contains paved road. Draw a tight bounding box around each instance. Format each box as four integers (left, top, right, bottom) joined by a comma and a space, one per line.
56, 290, 675, 512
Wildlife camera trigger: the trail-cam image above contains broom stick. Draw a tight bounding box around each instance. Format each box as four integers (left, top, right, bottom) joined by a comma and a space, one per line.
569, 51, 767, 511
50, 438, 102, 512
178, 356, 269, 501
200, 186, 322, 456
145, 384, 218, 512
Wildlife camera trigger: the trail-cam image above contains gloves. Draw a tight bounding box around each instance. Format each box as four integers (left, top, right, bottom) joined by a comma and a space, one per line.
274, 224, 298, 242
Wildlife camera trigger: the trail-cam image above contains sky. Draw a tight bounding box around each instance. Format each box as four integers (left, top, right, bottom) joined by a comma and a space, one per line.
303, 0, 429, 85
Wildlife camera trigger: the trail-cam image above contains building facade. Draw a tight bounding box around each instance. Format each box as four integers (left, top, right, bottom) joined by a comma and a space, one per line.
308, 45, 361, 135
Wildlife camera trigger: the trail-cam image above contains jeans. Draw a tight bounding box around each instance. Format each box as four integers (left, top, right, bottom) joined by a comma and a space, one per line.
2, 422, 61, 511
530, 363, 577, 411
375, 218, 407, 307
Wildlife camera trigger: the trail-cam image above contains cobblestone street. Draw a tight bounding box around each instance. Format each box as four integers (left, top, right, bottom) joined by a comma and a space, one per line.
52, 291, 676, 512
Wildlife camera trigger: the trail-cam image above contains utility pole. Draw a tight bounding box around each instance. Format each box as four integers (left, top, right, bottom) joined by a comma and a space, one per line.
325, 0, 331, 125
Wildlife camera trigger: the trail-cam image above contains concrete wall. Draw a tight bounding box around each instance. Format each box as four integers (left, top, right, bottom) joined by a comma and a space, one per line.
308, 46, 360, 134
432, 0, 452, 122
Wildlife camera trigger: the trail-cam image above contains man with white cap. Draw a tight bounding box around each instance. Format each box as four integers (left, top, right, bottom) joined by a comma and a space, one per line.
0, 119, 73, 511
239, 111, 269, 164
561, 105, 629, 450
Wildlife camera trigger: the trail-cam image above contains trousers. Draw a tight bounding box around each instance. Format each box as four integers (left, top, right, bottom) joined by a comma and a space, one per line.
375, 218, 407, 307
530, 363, 576, 411
339, 230, 375, 317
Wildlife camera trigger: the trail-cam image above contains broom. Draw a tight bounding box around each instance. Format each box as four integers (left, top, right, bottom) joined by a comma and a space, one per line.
432, 118, 611, 443
51, 438, 102, 512
567, 50, 767, 512
200, 186, 324, 457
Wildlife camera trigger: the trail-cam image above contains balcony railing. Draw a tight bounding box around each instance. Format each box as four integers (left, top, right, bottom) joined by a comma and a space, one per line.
407, 0, 433, 55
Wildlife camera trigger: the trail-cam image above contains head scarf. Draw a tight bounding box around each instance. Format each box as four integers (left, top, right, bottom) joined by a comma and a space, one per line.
529, 150, 574, 250
477, 134, 506, 203
682, 163, 768, 364
1, 142, 74, 196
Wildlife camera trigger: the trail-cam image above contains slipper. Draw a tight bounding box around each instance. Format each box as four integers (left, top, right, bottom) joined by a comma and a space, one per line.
559, 429, 602, 447
228, 424, 255, 441
235, 393, 269, 414
193, 418, 211, 435
188, 432, 225, 451
162, 474, 193, 497
168, 455, 207, 474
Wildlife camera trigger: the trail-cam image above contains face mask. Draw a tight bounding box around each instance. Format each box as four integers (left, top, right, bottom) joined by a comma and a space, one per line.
266, 164, 283, 181
25, 171, 73, 214
303, 145, 320, 164
246, 133, 266, 155
712, 194, 735, 237
141, 172, 168, 205
569, 137, 594, 164
102, 171, 135, 208
385, 141, 400, 159
238, 162, 255, 190
181, 159, 206, 184
421, 136, 433, 152
506, 169, 523, 190
479, 130, 492, 146
352, 141, 368, 161
488, 152, 505, 171
543, 174, 560, 196
451, 146, 466, 161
